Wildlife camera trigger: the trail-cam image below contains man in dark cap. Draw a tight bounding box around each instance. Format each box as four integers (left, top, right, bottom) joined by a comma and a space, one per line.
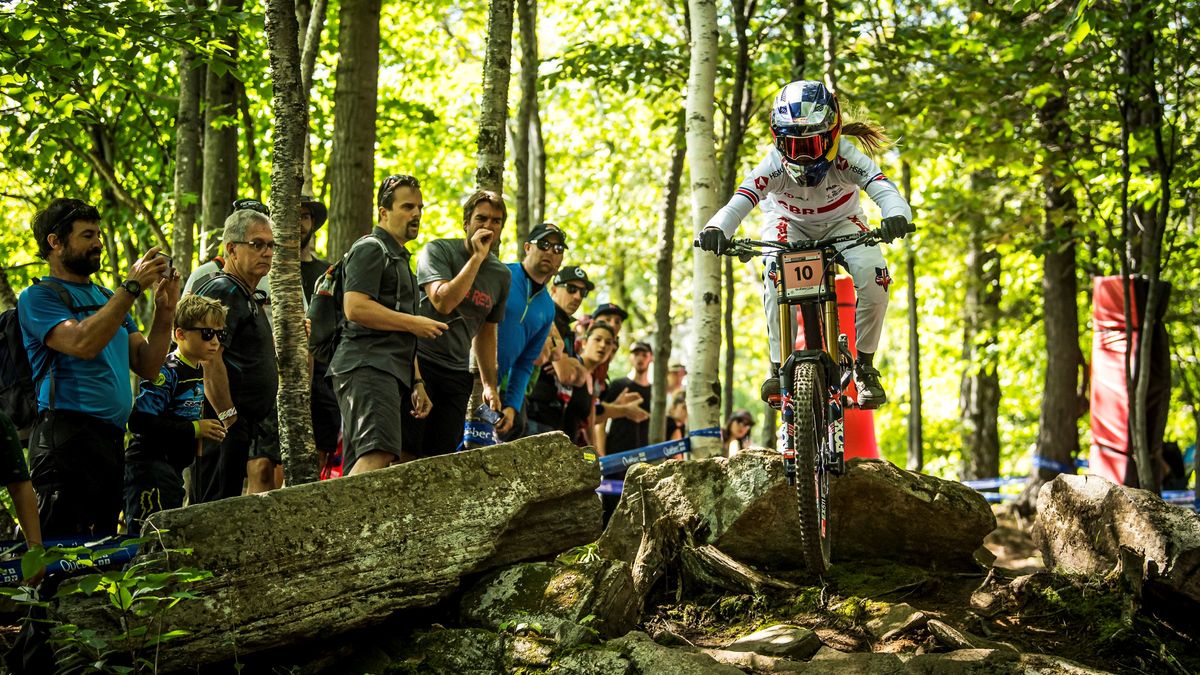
524, 265, 593, 435
602, 340, 653, 454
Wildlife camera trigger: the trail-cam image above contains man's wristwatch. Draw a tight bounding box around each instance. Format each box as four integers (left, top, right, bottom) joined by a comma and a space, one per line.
119, 279, 143, 297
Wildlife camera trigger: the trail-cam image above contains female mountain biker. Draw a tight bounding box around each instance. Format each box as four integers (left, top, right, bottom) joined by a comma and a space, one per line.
696, 80, 913, 409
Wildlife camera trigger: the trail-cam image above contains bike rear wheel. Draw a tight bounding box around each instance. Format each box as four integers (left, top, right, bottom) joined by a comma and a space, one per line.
789, 360, 831, 574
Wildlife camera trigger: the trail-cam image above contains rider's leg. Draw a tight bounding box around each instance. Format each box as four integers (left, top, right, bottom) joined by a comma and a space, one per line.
835, 217, 891, 408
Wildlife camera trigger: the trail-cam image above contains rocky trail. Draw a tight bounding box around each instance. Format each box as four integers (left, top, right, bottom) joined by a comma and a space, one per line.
4, 435, 1198, 674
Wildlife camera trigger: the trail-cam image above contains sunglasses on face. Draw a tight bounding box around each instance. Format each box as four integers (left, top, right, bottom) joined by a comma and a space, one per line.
556, 283, 589, 298
535, 239, 566, 254
232, 239, 276, 252
185, 327, 228, 342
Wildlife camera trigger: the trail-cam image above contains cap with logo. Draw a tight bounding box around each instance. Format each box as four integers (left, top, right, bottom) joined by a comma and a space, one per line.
631, 340, 652, 353
526, 223, 568, 247
555, 265, 594, 291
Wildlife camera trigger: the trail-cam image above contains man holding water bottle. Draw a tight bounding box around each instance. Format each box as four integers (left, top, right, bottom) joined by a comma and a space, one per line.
407, 190, 511, 456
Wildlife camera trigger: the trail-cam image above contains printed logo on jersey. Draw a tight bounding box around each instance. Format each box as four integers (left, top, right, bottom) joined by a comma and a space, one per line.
875, 266, 892, 290
754, 176, 769, 191
835, 156, 849, 171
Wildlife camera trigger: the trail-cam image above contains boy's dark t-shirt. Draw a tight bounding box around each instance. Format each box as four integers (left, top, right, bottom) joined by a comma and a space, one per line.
301, 256, 331, 303
602, 377, 651, 453
125, 352, 205, 471
196, 273, 278, 419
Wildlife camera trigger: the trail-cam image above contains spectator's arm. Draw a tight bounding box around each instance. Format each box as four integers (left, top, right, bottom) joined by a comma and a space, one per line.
344, 292, 446, 338
203, 346, 237, 429
41, 291, 138, 360
128, 308, 174, 380
502, 319, 553, 412
7, 481, 41, 550
474, 322, 501, 411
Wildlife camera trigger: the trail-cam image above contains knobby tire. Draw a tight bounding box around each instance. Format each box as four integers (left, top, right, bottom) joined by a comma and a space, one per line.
790, 361, 830, 575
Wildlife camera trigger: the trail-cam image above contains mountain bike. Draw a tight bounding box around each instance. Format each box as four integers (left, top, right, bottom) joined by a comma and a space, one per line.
718, 223, 913, 575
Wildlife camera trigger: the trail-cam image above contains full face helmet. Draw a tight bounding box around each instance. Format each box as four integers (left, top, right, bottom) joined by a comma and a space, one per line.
769, 80, 842, 187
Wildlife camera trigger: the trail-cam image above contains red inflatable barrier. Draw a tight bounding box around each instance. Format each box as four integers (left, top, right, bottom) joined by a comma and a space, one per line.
1088, 275, 1171, 487
795, 275, 879, 459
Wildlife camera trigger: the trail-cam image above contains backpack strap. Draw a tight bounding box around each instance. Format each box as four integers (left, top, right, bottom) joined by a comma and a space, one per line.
348, 234, 406, 312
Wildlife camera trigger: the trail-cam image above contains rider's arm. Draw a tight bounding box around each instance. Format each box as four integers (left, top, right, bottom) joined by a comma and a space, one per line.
703, 154, 780, 238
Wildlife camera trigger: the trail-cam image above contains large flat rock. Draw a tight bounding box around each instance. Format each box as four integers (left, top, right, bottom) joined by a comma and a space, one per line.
57, 433, 601, 670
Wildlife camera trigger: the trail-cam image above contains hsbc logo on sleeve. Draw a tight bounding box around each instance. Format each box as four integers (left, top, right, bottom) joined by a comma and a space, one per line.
754, 176, 769, 190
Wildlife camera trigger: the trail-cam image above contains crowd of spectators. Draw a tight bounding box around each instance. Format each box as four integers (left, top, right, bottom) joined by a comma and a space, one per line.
3, 185, 694, 547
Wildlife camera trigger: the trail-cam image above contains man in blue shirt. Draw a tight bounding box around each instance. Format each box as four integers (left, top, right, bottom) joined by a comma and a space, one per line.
19, 198, 178, 538
494, 224, 565, 439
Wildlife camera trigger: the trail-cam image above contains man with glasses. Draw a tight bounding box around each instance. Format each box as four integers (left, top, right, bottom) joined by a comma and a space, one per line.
192, 208, 280, 501
19, 198, 177, 538
329, 175, 445, 474
489, 224, 565, 440
524, 265, 593, 435
408, 190, 511, 457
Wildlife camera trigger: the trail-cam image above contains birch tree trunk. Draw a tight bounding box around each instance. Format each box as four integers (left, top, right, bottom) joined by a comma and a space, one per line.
172, 2, 204, 281
531, 107, 546, 225
685, 0, 722, 459
513, 0, 538, 241
649, 113, 686, 445
327, 0, 382, 259
819, 0, 837, 91
475, 0, 515, 193
265, 0, 318, 486
1017, 89, 1083, 513
200, 0, 243, 261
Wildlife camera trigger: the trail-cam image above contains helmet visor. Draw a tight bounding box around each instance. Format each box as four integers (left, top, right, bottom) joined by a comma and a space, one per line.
775, 132, 831, 165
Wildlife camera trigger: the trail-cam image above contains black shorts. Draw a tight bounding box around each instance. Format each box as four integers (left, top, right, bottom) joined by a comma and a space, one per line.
123, 460, 185, 535
190, 410, 274, 503
27, 410, 124, 538
333, 367, 412, 473
405, 360, 474, 457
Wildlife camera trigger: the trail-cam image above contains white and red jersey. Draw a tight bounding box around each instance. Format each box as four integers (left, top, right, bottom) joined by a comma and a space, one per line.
705, 140, 912, 239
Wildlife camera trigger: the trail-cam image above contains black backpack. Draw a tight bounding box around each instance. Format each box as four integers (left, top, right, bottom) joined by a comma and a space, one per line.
307, 234, 400, 365
0, 279, 110, 435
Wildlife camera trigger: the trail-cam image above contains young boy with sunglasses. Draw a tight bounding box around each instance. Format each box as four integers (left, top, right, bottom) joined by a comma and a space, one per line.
123, 294, 229, 534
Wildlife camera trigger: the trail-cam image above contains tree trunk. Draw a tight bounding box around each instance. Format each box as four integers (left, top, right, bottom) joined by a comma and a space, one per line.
530, 105, 546, 225
266, 0, 318, 486
719, 0, 752, 427
327, 0, 382, 260
790, 0, 807, 81
475, 0, 515, 193
1017, 89, 1082, 514
819, 0, 837, 91
172, 5, 204, 281
649, 113, 686, 445
513, 0, 538, 241
200, 0, 243, 261
685, 0, 722, 459
1124, 0, 1170, 493
901, 161, 922, 472
959, 205, 1001, 482
237, 78, 263, 201
298, 0, 327, 196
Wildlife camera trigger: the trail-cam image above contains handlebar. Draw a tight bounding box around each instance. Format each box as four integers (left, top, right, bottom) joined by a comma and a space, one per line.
697, 222, 916, 262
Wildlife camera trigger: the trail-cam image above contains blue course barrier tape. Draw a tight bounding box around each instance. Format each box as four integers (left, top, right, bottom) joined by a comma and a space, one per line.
961, 476, 1027, 491
1031, 456, 1078, 475
0, 537, 139, 585
599, 438, 690, 476
689, 426, 722, 439
597, 479, 623, 495
461, 420, 496, 448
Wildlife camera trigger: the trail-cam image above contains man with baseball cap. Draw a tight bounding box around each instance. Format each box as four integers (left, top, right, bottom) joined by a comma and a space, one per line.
602, 340, 653, 454
525, 264, 593, 434
490, 224, 565, 440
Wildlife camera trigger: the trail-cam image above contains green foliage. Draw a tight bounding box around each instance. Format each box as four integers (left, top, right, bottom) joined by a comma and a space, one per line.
0, 537, 211, 674
555, 542, 601, 566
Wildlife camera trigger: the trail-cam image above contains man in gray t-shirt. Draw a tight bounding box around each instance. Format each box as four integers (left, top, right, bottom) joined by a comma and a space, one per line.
408, 190, 511, 456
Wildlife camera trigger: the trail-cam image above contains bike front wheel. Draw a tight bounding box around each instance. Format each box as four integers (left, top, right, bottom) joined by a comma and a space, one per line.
789, 360, 831, 574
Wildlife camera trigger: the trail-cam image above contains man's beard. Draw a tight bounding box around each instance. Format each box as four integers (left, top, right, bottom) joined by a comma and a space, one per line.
63, 248, 102, 276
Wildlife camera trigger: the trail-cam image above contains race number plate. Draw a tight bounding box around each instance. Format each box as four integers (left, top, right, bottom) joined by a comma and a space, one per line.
779, 250, 825, 302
